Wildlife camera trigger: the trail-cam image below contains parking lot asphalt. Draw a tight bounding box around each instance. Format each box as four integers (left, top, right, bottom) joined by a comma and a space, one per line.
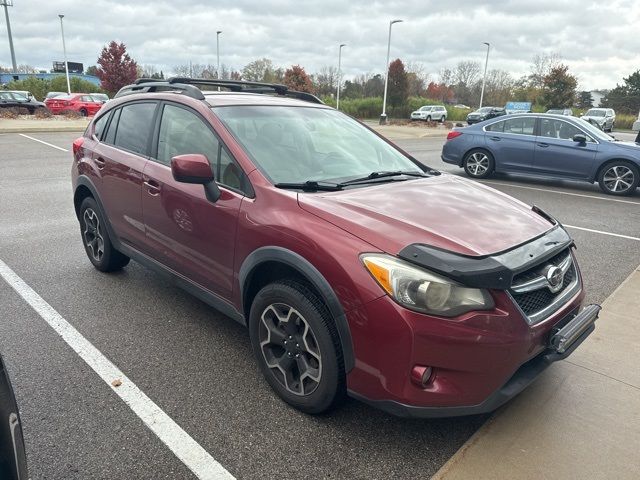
1, 131, 639, 479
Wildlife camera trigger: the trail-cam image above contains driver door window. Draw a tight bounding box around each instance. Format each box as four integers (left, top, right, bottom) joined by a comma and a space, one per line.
540, 119, 591, 141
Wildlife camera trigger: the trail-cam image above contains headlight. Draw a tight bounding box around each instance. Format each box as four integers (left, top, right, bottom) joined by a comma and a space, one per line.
361, 254, 494, 317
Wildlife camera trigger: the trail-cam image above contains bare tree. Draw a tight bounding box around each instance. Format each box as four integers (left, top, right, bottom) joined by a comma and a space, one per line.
453, 61, 481, 88
313, 66, 338, 97
404, 61, 429, 96
439, 68, 454, 87
529, 53, 561, 88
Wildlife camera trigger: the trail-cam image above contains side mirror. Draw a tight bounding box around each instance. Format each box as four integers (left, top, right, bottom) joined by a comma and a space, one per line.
573, 134, 587, 144
171, 154, 220, 202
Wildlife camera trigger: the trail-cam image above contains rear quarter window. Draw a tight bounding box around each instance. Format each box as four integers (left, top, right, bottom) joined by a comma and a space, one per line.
113, 102, 157, 156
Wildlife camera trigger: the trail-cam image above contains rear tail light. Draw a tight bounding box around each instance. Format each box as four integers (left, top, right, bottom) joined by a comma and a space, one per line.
446, 131, 463, 141
72, 137, 84, 157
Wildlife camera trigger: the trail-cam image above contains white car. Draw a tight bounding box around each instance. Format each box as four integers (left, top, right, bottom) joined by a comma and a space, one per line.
410, 105, 447, 122
581, 108, 616, 132
633, 110, 639, 133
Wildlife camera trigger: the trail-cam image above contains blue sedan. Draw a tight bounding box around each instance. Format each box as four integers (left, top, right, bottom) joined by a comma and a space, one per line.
441, 114, 640, 195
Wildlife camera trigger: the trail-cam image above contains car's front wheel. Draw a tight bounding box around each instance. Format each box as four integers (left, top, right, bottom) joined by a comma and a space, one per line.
598, 162, 639, 196
249, 281, 345, 414
79, 197, 130, 271
463, 149, 495, 178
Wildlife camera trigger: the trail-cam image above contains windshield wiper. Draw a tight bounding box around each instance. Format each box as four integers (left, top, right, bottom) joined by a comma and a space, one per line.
275, 180, 343, 192
338, 170, 428, 186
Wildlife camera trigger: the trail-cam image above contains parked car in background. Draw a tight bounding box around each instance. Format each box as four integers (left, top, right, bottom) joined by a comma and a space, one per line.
454, 104, 471, 109
581, 108, 615, 132
466, 106, 506, 125
632, 110, 639, 135
45, 94, 104, 116
410, 105, 447, 122
442, 113, 640, 195
45, 91, 67, 99
71, 78, 599, 418
0, 91, 47, 114
547, 108, 573, 116
90, 93, 110, 103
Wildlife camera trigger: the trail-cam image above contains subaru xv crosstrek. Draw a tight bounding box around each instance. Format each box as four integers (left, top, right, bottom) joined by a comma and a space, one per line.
71, 78, 599, 417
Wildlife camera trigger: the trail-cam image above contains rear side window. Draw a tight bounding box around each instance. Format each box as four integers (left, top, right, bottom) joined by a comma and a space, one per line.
81, 95, 93, 102
113, 103, 157, 156
485, 120, 504, 132
104, 108, 121, 145
503, 117, 535, 135
93, 112, 111, 140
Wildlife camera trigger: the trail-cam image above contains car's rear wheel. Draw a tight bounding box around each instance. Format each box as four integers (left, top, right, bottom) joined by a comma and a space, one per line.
598, 162, 639, 196
79, 197, 130, 271
463, 149, 494, 178
249, 281, 345, 414
79, 108, 88, 117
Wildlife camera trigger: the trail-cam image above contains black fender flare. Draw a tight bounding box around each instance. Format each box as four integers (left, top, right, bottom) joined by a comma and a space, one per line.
74, 176, 121, 247
239, 246, 355, 372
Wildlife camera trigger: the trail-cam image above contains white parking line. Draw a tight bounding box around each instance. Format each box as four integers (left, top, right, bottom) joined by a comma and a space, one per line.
18, 133, 69, 152
0, 258, 235, 480
482, 181, 640, 205
564, 225, 640, 241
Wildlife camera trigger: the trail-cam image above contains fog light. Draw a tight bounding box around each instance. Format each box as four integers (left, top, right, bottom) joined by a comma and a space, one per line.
411, 365, 433, 387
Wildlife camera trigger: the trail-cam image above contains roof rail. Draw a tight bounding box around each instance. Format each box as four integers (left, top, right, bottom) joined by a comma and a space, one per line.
115, 77, 323, 104
114, 81, 205, 100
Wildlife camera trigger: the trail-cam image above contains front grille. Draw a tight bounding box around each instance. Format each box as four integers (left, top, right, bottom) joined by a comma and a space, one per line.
509, 248, 579, 323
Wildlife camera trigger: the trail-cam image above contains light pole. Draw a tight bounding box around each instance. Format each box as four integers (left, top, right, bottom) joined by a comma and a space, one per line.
479, 42, 490, 109
380, 19, 403, 125
336, 43, 346, 110
58, 14, 71, 94
216, 30, 222, 90
1, 0, 17, 73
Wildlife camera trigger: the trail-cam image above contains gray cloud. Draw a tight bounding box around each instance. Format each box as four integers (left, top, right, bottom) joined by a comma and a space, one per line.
0, 0, 638, 90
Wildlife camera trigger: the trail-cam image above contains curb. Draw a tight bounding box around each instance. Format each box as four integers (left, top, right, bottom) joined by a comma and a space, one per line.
430, 263, 640, 480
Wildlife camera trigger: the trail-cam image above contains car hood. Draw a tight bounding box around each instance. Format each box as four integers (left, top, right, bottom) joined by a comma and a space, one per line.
611, 141, 640, 152
582, 115, 605, 121
297, 174, 554, 257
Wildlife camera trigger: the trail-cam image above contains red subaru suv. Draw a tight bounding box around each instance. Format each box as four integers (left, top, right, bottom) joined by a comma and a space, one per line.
71, 78, 599, 416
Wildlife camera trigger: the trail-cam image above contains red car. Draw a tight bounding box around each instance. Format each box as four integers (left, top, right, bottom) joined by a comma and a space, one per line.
45, 93, 103, 116
70, 78, 599, 417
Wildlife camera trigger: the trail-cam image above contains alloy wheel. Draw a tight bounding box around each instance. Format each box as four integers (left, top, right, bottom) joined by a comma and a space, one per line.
83, 208, 105, 262
259, 303, 322, 396
603, 166, 635, 193
466, 152, 490, 176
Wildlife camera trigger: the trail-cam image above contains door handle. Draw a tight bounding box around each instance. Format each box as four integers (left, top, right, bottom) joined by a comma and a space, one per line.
537, 143, 549, 148
94, 157, 105, 169
489, 136, 501, 141
143, 179, 161, 196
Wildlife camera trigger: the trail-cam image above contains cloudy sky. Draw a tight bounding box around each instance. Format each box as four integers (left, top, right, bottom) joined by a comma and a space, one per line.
1, 0, 639, 90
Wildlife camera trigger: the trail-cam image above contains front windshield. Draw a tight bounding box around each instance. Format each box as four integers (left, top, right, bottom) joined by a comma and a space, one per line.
478, 107, 492, 113
585, 109, 605, 117
419, 106, 432, 111
575, 117, 613, 141
214, 106, 424, 184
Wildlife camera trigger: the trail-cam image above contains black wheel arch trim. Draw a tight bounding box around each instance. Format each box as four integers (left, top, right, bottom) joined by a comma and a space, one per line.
239, 246, 355, 372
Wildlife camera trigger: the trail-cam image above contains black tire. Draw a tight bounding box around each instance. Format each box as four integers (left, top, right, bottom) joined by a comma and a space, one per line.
440, 115, 446, 123
249, 280, 345, 414
597, 161, 639, 196
78, 197, 130, 271
79, 108, 88, 117
463, 149, 495, 178
426, 115, 431, 122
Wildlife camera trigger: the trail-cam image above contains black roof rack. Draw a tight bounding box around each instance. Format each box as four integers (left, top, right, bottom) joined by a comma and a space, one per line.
114, 77, 323, 104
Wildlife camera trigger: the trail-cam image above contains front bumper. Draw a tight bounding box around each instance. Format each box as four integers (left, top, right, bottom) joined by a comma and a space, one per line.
349, 303, 599, 417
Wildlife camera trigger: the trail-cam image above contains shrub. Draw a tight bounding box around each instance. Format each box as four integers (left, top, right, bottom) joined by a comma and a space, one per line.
613, 114, 636, 130
60, 109, 82, 118
6, 76, 106, 102
0, 109, 18, 119
34, 108, 53, 119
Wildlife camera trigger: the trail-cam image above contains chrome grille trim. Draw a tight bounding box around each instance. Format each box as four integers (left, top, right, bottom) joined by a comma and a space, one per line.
509, 250, 581, 325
